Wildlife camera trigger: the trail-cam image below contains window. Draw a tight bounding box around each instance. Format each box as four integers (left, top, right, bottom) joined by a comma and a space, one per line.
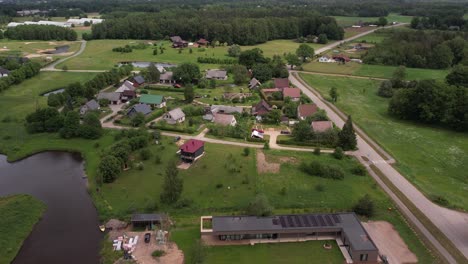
360, 254, 368, 261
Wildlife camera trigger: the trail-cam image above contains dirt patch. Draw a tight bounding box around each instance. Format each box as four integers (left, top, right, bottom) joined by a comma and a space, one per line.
362, 221, 417, 264
278, 156, 298, 164
256, 150, 280, 174
177, 162, 192, 170
344, 26, 374, 33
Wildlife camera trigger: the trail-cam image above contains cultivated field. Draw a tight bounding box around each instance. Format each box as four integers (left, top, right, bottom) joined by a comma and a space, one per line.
333, 13, 413, 27
299, 73, 468, 211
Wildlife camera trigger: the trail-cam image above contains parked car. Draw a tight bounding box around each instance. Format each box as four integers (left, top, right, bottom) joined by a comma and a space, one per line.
174, 136, 181, 142
144, 233, 151, 243
280, 130, 291, 135
173, 83, 182, 88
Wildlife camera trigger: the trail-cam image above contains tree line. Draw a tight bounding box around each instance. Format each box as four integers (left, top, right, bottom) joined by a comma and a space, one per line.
363, 30, 468, 69
4, 25, 77, 41
0, 61, 41, 92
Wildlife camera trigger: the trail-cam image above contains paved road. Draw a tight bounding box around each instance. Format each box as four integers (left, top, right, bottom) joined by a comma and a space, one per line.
41, 40, 87, 71
290, 72, 468, 263
314, 23, 408, 55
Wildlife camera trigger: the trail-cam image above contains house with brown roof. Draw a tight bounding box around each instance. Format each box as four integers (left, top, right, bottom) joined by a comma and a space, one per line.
197, 38, 209, 46
121, 90, 137, 103
160, 71, 176, 84
252, 100, 272, 116
274, 78, 289, 89
283, 88, 301, 102
297, 104, 318, 120
311, 121, 333, 133
170, 36, 188, 48
213, 114, 237, 127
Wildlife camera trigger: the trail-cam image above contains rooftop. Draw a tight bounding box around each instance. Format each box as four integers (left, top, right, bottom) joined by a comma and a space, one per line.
131, 213, 165, 223
298, 104, 318, 118
311, 121, 333, 132
213, 114, 236, 126
180, 139, 204, 153
133, 75, 145, 85
206, 69, 227, 79
283, 88, 301, 98
139, 94, 164, 105
274, 78, 289, 88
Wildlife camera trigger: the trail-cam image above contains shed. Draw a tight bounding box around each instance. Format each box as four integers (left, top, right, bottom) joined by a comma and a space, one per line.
131, 213, 166, 227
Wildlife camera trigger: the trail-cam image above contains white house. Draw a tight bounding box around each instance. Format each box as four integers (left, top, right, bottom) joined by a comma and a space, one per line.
318, 56, 335, 63
66, 18, 104, 26
213, 114, 237, 127
163, 108, 185, 125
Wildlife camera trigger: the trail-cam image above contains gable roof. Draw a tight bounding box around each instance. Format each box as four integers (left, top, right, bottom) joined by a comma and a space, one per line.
197, 38, 209, 44
97, 92, 120, 102
311, 121, 333, 133
133, 75, 145, 85
129, 103, 152, 115
139, 94, 164, 105
115, 80, 135, 93
213, 114, 236, 126
283, 88, 301, 98
180, 139, 204, 153
211, 105, 243, 114
166, 108, 185, 120
248, 78, 261, 89
160, 71, 173, 81
252, 100, 272, 116
131, 213, 165, 223
0, 67, 10, 74
170, 36, 183, 43
122, 90, 136, 97
206, 69, 227, 79
84, 99, 99, 110
298, 104, 318, 118
274, 78, 289, 88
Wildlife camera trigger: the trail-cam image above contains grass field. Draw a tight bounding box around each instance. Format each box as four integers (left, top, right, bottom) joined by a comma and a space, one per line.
302, 62, 449, 80
0, 195, 46, 264
59, 39, 323, 70
333, 13, 413, 27
0, 40, 81, 59
300, 73, 468, 211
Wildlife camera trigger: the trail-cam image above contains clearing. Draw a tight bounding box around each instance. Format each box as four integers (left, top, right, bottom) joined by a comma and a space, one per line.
299, 73, 468, 210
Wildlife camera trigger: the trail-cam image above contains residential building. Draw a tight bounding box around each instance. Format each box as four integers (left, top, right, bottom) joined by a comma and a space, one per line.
66, 18, 104, 26
127, 103, 152, 117
274, 78, 289, 89
333, 55, 351, 63
297, 104, 318, 120
213, 114, 237, 126
283, 88, 301, 102
163, 108, 185, 124
252, 100, 272, 116
203, 105, 243, 121
121, 90, 137, 103
318, 56, 335, 63
200, 212, 379, 264
131, 213, 166, 228
0, 67, 10, 78
311, 121, 333, 133
139, 94, 166, 108
79, 99, 100, 116
206, 69, 228, 80
115, 80, 135, 93
131, 75, 145, 87
97, 92, 121, 105
197, 38, 209, 46
178, 139, 205, 162
160, 71, 176, 84
248, 78, 261, 90
170, 36, 188, 48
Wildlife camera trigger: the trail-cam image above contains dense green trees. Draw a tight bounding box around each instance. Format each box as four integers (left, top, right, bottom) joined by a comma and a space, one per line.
353, 194, 375, 218
98, 155, 122, 183
184, 84, 194, 103
296, 44, 315, 62
227, 44, 241, 57
173, 63, 200, 84
0, 62, 41, 92
446, 65, 468, 87
246, 194, 273, 217
338, 116, 357, 150
5, 25, 77, 41
230, 64, 248, 85
160, 160, 183, 204
252, 63, 273, 82
144, 63, 160, 83
25, 107, 63, 133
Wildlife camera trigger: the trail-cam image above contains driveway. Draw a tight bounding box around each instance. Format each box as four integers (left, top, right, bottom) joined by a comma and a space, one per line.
41, 40, 88, 71
289, 72, 468, 263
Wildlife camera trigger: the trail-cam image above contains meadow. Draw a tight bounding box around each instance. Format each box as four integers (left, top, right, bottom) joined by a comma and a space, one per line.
333, 13, 413, 27
0, 39, 81, 59
0, 195, 45, 264
299, 73, 468, 211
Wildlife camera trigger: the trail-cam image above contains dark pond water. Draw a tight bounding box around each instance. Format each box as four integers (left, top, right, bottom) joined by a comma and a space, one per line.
0, 152, 102, 264
42, 88, 65, 97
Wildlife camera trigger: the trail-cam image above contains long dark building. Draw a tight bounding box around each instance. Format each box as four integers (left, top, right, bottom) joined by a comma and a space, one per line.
201, 212, 379, 263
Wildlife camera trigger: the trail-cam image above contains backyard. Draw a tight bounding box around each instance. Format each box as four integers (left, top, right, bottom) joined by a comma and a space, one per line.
299, 73, 468, 211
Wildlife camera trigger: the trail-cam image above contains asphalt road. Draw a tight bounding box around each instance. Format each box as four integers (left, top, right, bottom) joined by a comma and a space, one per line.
41, 40, 87, 72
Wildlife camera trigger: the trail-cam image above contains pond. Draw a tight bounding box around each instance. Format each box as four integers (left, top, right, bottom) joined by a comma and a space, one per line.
0, 152, 102, 264
42, 88, 65, 97
118, 61, 177, 68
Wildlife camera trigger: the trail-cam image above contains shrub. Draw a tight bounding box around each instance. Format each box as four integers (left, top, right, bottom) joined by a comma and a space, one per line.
174, 198, 193, 209
333, 147, 344, 160
351, 164, 366, 176
280, 187, 287, 195
136, 162, 145, 170
246, 194, 273, 216
154, 155, 161, 164
216, 183, 223, 189
430, 195, 450, 207
243, 147, 250, 156
140, 148, 152, 160
263, 142, 270, 150
324, 166, 345, 180
353, 194, 375, 217
313, 147, 321, 155
152, 250, 165, 258
315, 184, 325, 192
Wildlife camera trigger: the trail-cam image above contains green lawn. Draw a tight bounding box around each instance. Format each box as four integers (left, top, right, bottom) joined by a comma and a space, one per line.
0, 195, 46, 264
333, 13, 413, 27
0, 39, 81, 59
300, 73, 468, 211
242, 40, 323, 58
302, 62, 449, 80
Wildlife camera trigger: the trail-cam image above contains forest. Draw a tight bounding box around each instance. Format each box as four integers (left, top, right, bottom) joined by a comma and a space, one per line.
4, 25, 77, 41
90, 9, 344, 45
363, 30, 468, 69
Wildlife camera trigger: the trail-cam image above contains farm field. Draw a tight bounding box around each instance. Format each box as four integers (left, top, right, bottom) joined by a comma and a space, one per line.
0, 40, 81, 60
302, 62, 449, 80
242, 40, 323, 58
0, 195, 46, 264
299, 73, 468, 211
333, 13, 413, 27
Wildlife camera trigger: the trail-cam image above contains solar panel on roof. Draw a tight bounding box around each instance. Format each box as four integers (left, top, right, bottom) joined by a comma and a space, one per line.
294, 215, 302, 227
309, 215, 318, 226
280, 216, 287, 227
287, 216, 294, 227
318, 215, 326, 226
332, 214, 341, 223
302, 215, 311, 227
325, 215, 334, 226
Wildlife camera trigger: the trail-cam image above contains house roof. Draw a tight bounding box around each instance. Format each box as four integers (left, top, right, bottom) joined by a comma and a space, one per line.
211, 105, 243, 114
167, 108, 185, 120
283, 88, 301, 98
84, 99, 99, 110
274, 78, 289, 88
197, 38, 209, 44
311, 121, 333, 132
131, 213, 165, 223
206, 69, 227, 79
212, 212, 378, 252
252, 100, 272, 116
180, 139, 204, 154
139, 94, 164, 105
129, 103, 152, 115
0, 67, 10, 74
97, 92, 120, 102
122, 90, 136, 97
133, 75, 145, 85
248, 78, 261, 89
160, 71, 174, 81
262, 88, 281, 93
298, 104, 318, 118
213, 114, 236, 126
170, 36, 183, 43
115, 80, 135, 93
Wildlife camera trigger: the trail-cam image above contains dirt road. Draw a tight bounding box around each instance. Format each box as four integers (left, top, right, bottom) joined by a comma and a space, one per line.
289, 72, 468, 263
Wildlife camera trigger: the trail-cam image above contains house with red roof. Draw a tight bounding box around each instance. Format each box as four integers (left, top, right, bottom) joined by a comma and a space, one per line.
311, 121, 333, 133
178, 139, 205, 162
283, 88, 301, 102
297, 104, 318, 120
197, 38, 209, 46
274, 78, 289, 89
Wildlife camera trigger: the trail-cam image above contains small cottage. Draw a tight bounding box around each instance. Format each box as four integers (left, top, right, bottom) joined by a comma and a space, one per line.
206, 69, 228, 80
283, 88, 301, 101
178, 139, 205, 162
160, 71, 175, 84
127, 103, 152, 117
297, 104, 318, 120
163, 108, 185, 124
97, 92, 121, 105
131, 75, 145, 87
115, 80, 135, 93
248, 78, 261, 90
139, 94, 166, 108
213, 114, 237, 127
79, 99, 100, 116
311, 121, 333, 133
